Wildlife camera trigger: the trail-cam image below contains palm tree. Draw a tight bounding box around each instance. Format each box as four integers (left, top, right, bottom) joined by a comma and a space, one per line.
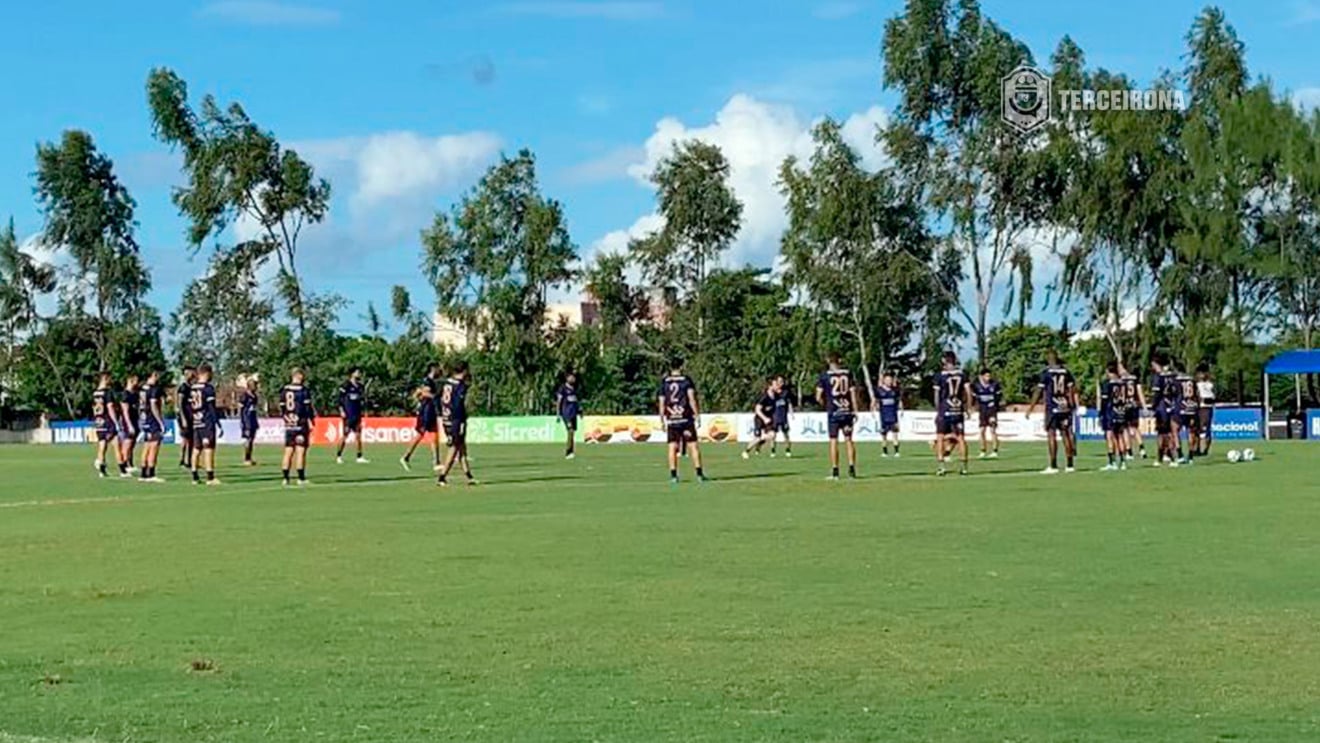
0, 219, 57, 412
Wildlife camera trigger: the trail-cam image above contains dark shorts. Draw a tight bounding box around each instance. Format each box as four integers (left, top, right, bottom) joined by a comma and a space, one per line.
561, 415, 578, 432
1180, 413, 1199, 433
96, 428, 117, 443
828, 414, 856, 440
880, 419, 899, 435
285, 430, 309, 448
666, 421, 697, 444
1198, 407, 1214, 433
979, 411, 998, 429
141, 427, 163, 443
1045, 412, 1072, 433
444, 420, 467, 446
936, 415, 964, 436
1154, 412, 1172, 435
241, 416, 258, 439
1124, 407, 1141, 427
344, 416, 363, 434
1101, 413, 1122, 433
415, 408, 437, 435
192, 425, 217, 450
177, 421, 193, 440
773, 420, 790, 434
753, 418, 771, 437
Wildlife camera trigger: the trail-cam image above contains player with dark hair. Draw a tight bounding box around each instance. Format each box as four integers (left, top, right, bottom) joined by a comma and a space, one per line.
1118, 363, 1147, 461
1174, 363, 1200, 464
280, 368, 316, 486
1099, 361, 1128, 471
970, 368, 1003, 459
337, 368, 368, 465
137, 370, 167, 482
556, 371, 581, 460
401, 364, 442, 472
119, 374, 141, 476
769, 375, 793, 458
1026, 349, 1078, 474
1196, 364, 1216, 457
436, 362, 477, 487
816, 353, 859, 481
872, 372, 902, 458
240, 376, 260, 466
658, 357, 706, 484
1149, 354, 1181, 467
175, 365, 196, 469
933, 351, 971, 477
92, 371, 125, 479
189, 364, 220, 485
743, 377, 779, 459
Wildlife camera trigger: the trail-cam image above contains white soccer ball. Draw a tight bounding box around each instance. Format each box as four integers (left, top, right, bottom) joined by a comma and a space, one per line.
1242, 448, 1256, 462
1226, 450, 1242, 463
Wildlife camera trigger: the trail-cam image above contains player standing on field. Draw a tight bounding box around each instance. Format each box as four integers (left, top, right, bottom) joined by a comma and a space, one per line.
556, 372, 581, 460
1099, 362, 1128, 471
817, 353, 859, 481
337, 368, 368, 465
436, 362, 477, 487
659, 357, 707, 484
970, 368, 1003, 459
1149, 354, 1181, 467
401, 364, 442, 472
1196, 364, 1216, 457
92, 372, 124, 479
743, 377, 779, 459
1118, 363, 1146, 461
933, 352, 971, 477
189, 364, 220, 485
1176, 364, 1200, 463
280, 369, 315, 487
240, 376, 260, 466
119, 374, 141, 475
176, 365, 196, 469
137, 371, 166, 482
1026, 350, 1078, 474
872, 373, 901, 458
769, 375, 793, 458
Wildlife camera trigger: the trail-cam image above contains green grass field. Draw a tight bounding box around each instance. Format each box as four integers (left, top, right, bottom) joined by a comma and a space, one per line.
2, 441, 1318, 742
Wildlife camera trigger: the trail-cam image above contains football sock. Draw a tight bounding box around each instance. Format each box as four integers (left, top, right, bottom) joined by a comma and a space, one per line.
207, 470, 215, 482
192, 470, 200, 483
696, 467, 705, 479
297, 469, 305, 482
831, 466, 840, 478
98, 462, 107, 477
669, 469, 678, 481
282, 469, 290, 482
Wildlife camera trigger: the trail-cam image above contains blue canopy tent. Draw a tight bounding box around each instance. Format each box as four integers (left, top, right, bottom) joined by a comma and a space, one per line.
1262, 350, 1320, 439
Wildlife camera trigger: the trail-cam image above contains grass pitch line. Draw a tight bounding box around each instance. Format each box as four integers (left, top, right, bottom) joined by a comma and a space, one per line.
0, 734, 100, 743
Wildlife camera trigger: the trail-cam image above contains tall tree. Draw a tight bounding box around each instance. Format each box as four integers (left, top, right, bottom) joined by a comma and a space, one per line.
147, 67, 330, 338
169, 243, 275, 378
584, 251, 645, 346
0, 220, 56, 419
422, 149, 576, 412
881, 0, 1047, 363
34, 130, 150, 369
780, 118, 937, 397
630, 139, 743, 341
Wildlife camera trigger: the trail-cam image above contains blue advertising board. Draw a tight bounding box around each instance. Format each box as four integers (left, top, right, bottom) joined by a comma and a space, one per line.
1075, 407, 1262, 441
1307, 409, 1320, 440
49, 419, 177, 445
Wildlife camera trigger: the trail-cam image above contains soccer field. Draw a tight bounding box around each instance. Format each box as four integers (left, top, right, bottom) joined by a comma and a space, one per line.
1, 442, 1317, 742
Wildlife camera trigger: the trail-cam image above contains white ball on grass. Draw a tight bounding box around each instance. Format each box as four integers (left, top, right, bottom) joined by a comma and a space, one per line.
1227, 450, 1242, 463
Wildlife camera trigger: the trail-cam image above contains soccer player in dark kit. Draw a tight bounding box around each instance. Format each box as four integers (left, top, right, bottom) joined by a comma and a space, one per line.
1099, 362, 1128, 471
817, 353, 859, 481
240, 376, 260, 466
933, 352, 971, 477
137, 370, 167, 482
119, 374, 141, 476
1118, 363, 1146, 461
336, 368, 368, 465
1176, 364, 1200, 464
175, 365, 196, 469
280, 369, 316, 487
189, 364, 220, 485
436, 362, 478, 487
556, 371, 581, 460
970, 368, 1003, 459
658, 357, 707, 484
92, 372, 125, 479
743, 377, 779, 459
769, 375, 793, 458
872, 372, 901, 458
1149, 354, 1181, 467
402, 364, 442, 472
1026, 350, 1078, 474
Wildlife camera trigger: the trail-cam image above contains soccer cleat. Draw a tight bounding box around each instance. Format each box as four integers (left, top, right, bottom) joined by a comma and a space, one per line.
1119, 460, 1128, 471
1169, 460, 1180, 469
149, 477, 167, 484
399, 457, 411, 472
356, 457, 371, 464
770, 452, 777, 458
206, 479, 222, 486
669, 477, 680, 487
785, 451, 792, 458
565, 453, 575, 461
892, 452, 900, 459
936, 466, 947, 477
1041, 467, 1060, 475
119, 471, 133, 479
243, 460, 257, 467
827, 475, 840, 482
336, 456, 344, 465
1065, 466, 1076, 473
93, 459, 102, 471
298, 480, 310, 487
959, 468, 969, 477
741, 451, 750, 460
978, 451, 987, 459
989, 451, 999, 459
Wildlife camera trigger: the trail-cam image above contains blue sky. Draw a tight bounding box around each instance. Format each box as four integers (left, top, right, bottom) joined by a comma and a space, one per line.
1, 0, 1316, 336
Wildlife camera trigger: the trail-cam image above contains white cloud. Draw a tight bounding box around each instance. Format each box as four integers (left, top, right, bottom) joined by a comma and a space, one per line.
813, 1, 863, 20
497, 1, 665, 20
197, 1, 341, 26
1293, 87, 1320, 112
588, 94, 890, 269
562, 145, 645, 184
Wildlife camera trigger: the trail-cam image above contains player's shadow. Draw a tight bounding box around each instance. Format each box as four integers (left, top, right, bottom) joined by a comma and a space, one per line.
708, 472, 798, 483
488, 474, 583, 486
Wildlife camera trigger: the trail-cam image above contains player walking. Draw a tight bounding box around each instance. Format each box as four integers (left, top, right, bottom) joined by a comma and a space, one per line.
137, 371, 167, 482
817, 353, 859, 481
743, 378, 779, 459
436, 362, 478, 487
556, 372, 581, 460
970, 368, 1003, 459
189, 364, 220, 485
336, 368, 368, 464
659, 358, 707, 484
280, 369, 315, 487
872, 373, 901, 458
1026, 350, 1078, 474
933, 352, 971, 477
401, 364, 442, 472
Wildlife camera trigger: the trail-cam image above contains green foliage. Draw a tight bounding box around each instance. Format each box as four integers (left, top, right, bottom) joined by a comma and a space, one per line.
14, 314, 165, 419
170, 244, 274, 381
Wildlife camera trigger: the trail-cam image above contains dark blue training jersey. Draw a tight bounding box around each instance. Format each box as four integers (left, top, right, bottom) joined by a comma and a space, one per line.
280, 383, 315, 433
873, 383, 900, 423
439, 377, 468, 423
1038, 367, 1076, 415
817, 369, 856, 418
935, 370, 967, 418
339, 381, 365, 420
658, 374, 697, 424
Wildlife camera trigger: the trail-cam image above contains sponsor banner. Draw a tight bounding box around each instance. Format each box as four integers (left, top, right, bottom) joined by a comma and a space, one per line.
216, 418, 284, 445
312, 417, 421, 446
1209, 407, 1263, 440
1308, 409, 1320, 440
50, 419, 178, 444
582, 414, 738, 443
738, 411, 1047, 443
466, 417, 567, 445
